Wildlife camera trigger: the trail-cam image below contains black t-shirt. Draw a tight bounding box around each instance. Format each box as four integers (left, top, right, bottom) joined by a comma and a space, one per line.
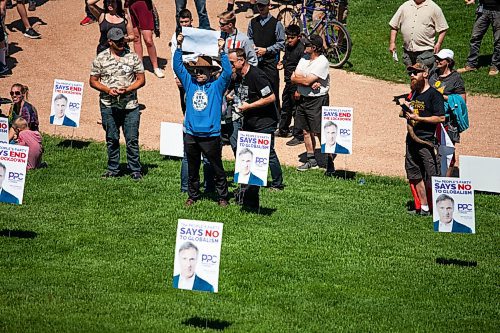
408, 87, 445, 141
236, 65, 278, 132
283, 42, 305, 81
428, 70, 466, 96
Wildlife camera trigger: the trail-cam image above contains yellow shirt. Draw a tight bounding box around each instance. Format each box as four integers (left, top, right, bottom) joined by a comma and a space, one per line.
389, 0, 448, 52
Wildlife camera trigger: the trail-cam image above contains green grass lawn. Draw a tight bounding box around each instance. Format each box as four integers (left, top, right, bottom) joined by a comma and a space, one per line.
347, 0, 500, 96
1, 136, 499, 332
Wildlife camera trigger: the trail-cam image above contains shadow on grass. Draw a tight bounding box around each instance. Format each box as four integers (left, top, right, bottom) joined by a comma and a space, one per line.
57, 140, 91, 149
0, 229, 37, 239
162, 156, 183, 161
240, 206, 277, 216
435, 257, 477, 268
181, 316, 231, 331
326, 169, 356, 180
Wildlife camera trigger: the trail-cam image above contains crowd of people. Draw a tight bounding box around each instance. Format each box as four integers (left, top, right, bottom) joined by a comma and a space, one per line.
0, 0, 497, 213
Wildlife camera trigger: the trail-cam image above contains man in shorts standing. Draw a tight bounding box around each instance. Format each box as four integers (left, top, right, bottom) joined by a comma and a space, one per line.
402, 62, 445, 215
291, 34, 331, 172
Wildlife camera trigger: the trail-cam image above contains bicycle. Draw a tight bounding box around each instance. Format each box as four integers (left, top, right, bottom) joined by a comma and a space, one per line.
276, 0, 352, 68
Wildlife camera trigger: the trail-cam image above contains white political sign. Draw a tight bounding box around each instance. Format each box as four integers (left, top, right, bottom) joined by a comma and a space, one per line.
160, 122, 184, 157
432, 177, 475, 234
235, 131, 271, 187
0, 143, 29, 205
0, 118, 8, 144
321, 106, 353, 154
173, 219, 223, 293
181, 27, 220, 57
50, 79, 84, 128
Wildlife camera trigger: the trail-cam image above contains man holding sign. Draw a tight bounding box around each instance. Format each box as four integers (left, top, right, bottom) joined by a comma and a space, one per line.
173, 33, 231, 207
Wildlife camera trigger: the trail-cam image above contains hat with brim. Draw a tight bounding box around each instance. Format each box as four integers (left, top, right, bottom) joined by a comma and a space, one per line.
406, 62, 428, 73
187, 56, 221, 71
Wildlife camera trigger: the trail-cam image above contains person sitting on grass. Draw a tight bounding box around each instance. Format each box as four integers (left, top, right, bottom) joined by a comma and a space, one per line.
11, 117, 44, 170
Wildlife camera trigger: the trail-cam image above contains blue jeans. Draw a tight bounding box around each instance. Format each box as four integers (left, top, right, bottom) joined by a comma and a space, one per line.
466, 9, 500, 69
175, 0, 210, 30
100, 105, 141, 173
180, 150, 215, 193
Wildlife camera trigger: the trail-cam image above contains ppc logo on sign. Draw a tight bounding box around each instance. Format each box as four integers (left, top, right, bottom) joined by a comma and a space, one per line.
201, 254, 218, 264
69, 102, 80, 111
8, 172, 24, 183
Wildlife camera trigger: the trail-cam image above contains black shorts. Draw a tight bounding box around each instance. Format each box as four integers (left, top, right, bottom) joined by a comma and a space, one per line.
405, 139, 440, 181
295, 94, 329, 134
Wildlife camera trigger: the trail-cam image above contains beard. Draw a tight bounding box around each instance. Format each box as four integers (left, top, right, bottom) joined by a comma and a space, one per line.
410, 77, 425, 92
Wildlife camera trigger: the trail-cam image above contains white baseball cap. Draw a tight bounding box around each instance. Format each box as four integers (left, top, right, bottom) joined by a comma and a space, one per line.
434, 49, 454, 61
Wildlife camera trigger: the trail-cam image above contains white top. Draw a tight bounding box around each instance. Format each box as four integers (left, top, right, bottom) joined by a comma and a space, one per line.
238, 172, 250, 184
52, 115, 64, 126
438, 220, 452, 233
295, 55, 330, 97
177, 274, 195, 290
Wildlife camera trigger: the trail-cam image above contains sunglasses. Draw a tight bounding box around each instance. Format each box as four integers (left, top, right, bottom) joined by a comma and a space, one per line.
407, 70, 422, 76
113, 38, 125, 45
192, 68, 208, 75
10, 91, 22, 96
219, 21, 230, 27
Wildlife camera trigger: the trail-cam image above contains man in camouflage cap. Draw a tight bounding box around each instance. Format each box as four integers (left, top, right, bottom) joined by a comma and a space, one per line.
89, 27, 146, 180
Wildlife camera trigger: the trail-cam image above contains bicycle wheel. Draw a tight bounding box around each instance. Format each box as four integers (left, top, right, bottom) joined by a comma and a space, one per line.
277, 7, 300, 28
323, 19, 351, 68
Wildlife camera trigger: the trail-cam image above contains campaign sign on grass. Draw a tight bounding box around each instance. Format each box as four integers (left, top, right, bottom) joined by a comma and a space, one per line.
321, 106, 353, 154
0, 143, 29, 205
0, 118, 8, 144
432, 177, 475, 234
234, 131, 271, 187
173, 219, 223, 293
50, 79, 84, 128
160, 122, 184, 158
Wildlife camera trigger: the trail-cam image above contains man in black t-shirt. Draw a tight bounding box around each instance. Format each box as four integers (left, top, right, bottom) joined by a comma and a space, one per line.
229, 48, 284, 193
277, 24, 304, 145
402, 62, 445, 216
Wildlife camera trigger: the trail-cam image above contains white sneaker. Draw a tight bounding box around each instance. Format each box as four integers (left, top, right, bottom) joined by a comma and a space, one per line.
154, 68, 164, 78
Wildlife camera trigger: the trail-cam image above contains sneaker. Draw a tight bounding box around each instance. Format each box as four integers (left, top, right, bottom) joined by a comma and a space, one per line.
286, 137, 304, 146
245, 8, 255, 18
130, 172, 143, 181
80, 16, 95, 26
23, 28, 41, 39
488, 66, 499, 76
154, 68, 165, 78
28, 1, 36, 11
297, 160, 318, 171
101, 170, 119, 178
0, 63, 9, 75
457, 65, 477, 74
185, 198, 196, 207
218, 199, 229, 207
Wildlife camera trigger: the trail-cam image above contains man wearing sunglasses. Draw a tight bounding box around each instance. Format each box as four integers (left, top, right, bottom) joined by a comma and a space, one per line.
402, 62, 445, 216
173, 33, 231, 207
90, 28, 145, 180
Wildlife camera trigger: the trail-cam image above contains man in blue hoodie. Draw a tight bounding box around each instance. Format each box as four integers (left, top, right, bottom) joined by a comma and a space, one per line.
173, 33, 231, 207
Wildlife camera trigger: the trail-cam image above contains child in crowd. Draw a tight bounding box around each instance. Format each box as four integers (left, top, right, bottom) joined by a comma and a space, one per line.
12, 117, 44, 170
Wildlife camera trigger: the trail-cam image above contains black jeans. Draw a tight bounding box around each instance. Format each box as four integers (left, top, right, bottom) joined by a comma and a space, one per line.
184, 134, 228, 201
278, 82, 303, 139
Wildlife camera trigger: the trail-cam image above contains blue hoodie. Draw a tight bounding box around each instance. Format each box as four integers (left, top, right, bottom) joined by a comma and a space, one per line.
173, 48, 231, 137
